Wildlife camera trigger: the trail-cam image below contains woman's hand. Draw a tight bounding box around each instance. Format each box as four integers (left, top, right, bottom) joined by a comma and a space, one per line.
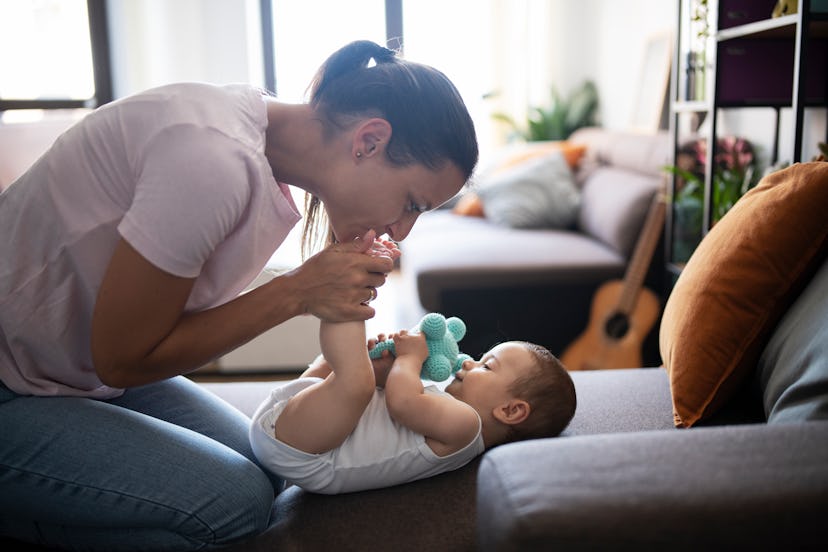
282, 230, 395, 322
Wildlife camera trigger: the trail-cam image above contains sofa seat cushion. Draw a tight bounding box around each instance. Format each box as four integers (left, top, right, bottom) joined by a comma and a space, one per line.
477, 421, 828, 551
564, 368, 674, 435
401, 211, 625, 312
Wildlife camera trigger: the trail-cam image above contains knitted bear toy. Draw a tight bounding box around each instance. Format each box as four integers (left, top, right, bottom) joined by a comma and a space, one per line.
368, 313, 472, 382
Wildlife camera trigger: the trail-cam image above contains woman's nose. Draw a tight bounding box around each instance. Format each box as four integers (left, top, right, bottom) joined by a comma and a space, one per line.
388, 215, 418, 242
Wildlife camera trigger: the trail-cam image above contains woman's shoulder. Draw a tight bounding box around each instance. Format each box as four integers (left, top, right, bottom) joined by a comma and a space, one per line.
104, 83, 267, 148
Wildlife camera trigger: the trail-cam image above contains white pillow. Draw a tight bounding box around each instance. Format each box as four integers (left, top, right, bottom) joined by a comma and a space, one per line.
475, 150, 580, 229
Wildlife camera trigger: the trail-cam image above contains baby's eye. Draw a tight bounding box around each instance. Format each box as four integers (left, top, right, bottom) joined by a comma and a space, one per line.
481, 363, 491, 371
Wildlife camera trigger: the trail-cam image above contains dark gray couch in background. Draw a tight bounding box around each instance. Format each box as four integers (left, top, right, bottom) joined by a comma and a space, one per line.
398, 127, 669, 364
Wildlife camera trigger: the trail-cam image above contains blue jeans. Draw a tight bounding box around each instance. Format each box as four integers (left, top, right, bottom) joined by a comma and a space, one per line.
0, 376, 282, 551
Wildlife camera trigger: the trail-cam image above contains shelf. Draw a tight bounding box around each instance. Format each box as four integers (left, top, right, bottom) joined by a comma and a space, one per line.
665, 1, 828, 288
717, 14, 797, 41
717, 13, 828, 42
672, 101, 709, 113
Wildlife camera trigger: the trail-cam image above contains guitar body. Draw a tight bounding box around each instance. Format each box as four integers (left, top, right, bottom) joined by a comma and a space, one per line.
561, 280, 660, 371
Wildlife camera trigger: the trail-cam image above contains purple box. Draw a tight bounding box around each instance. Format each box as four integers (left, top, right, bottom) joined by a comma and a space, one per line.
718, 0, 777, 29
717, 38, 828, 105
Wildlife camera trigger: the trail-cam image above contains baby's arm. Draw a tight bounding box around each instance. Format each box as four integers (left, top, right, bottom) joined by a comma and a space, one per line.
384, 331, 479, 456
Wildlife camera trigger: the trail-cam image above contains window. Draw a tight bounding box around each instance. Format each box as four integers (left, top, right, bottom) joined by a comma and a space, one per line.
0, 0, 111, 114
263, 0, 393, 102
261, 0, 495, 147
402, 0, 496, 152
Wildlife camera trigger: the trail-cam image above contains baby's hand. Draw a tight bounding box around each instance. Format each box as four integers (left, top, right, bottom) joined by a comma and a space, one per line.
367, 333, 394, 386
392, 330, 428, 363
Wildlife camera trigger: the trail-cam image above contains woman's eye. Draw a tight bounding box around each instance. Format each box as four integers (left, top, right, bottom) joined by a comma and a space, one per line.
407, 201, 428, 214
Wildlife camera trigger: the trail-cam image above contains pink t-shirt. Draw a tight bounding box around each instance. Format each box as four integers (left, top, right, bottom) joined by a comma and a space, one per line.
0, 83, 301, 397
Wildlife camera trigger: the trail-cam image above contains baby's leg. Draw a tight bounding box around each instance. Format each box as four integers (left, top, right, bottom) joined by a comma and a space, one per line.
274, 320, 375, 454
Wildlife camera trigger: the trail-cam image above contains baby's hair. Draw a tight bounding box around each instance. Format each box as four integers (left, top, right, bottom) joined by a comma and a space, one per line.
505, 342, 576, 443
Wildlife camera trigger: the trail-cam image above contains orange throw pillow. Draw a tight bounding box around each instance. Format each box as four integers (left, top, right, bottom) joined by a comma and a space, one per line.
491, 141, 587, 174
659, 162, 828, 428
452, 192, 485, 217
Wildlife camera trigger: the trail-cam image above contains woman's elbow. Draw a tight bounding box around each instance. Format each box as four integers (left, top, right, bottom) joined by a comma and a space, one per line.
91, 344, 138, 388
93, 358, 131, 388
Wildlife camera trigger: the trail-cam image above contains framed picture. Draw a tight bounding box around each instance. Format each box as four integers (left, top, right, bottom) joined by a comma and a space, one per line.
631, 32, 673, 133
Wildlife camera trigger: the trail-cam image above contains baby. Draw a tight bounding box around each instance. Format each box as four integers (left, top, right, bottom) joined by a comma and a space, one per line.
249, 316, 576, 494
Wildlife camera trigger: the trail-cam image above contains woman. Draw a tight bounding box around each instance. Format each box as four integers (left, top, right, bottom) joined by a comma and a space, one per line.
0, 40, 478, 550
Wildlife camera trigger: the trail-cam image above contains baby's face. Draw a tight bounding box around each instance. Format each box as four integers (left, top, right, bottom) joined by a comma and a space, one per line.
445, 342, 534, 411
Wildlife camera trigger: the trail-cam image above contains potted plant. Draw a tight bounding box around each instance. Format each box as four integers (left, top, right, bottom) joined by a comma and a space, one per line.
665, 136, 760, 262
491, 80, 600, 141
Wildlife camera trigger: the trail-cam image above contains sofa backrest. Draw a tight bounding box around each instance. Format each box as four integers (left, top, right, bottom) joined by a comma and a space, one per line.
569, 127, 669, 260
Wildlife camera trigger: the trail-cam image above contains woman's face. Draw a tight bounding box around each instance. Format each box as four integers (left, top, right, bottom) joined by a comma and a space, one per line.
325, 160, 465, 243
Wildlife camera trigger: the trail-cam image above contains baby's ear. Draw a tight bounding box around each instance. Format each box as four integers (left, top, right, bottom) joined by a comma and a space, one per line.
492, 399, 530, 426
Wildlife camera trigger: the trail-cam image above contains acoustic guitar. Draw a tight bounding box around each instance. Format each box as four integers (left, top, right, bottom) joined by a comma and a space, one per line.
561, 193, 665, 371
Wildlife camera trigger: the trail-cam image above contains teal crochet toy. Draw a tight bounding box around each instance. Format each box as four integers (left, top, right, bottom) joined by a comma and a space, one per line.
368, 313, 472, 382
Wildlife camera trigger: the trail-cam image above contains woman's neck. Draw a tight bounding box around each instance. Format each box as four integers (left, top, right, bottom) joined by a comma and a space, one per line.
263, 101, 329, 196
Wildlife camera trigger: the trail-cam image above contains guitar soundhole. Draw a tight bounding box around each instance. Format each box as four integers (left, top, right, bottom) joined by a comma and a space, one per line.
604, 313, 630, 339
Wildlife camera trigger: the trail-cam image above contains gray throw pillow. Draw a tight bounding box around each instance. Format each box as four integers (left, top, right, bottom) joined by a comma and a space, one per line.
475, 150, 580, 229
757, 257, 828, 423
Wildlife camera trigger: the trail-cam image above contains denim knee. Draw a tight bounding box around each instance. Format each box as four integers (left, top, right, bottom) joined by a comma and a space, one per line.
205, 461, 275, 545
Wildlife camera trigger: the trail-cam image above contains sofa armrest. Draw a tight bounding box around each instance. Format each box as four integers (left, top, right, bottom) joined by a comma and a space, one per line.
477, 421, 828, 551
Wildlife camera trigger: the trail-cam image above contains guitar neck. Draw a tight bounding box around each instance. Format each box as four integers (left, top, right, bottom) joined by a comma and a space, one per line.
617, 193, 666, 314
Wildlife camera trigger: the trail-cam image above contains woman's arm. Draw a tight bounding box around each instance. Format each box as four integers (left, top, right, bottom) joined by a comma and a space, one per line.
384, 332, 479, 456
91, 236, 394, 388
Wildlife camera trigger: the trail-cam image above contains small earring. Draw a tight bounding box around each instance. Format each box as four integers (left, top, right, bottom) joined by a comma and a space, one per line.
356, 152, 363, 158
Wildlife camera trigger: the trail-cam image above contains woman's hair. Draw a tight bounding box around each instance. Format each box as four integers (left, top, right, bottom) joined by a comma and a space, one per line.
301, 40, 479, 257
505, 343, 577, 443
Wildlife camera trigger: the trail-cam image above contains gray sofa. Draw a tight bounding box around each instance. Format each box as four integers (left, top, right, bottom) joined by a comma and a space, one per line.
210, 258, 827, 551
198, 161, 828, 551
398, 127, 669, 363
204, 358, 824, 550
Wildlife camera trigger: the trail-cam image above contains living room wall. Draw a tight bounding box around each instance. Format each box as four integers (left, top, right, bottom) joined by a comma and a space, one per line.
546, 0, 676, 132
105, 0, 677, 148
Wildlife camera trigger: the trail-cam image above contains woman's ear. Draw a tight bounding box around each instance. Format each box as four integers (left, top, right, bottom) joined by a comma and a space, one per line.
352, 118, 392, 160
492, 399, 530, 426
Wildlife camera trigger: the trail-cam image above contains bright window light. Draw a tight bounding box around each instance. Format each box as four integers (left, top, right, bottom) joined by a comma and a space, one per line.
0, 0, 95, 101
270, 0, 386, 102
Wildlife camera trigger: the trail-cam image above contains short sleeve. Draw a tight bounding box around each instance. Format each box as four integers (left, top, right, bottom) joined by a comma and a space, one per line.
119, 125, 252, 277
